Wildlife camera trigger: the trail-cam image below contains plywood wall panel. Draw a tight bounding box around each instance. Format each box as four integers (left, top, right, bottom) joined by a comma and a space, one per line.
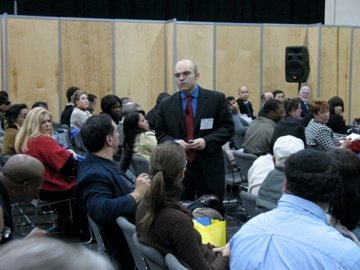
61, 20, 113, 116
176, 24, 214, 90
115, 22, 165, 113
336, 28, 351, 123
307, 26, 320, 100
262, 26, 307, 100
350, 29, 360, 121
165, 21, 175, 93
7, 18, 59, 119
319, 27, 339, 100
216, 25, 261, 111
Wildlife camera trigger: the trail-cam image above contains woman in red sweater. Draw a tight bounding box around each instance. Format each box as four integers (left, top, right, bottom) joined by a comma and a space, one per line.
14, 107, 80, 232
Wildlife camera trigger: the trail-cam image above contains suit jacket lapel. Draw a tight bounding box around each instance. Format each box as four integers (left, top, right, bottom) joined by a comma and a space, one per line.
173, 92, 186, 132
194, 87, 206, 129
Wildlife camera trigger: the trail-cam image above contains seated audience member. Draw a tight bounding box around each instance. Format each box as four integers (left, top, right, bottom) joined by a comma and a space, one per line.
14, 108, 80, 232
299, 85, 311, 118
70, 91, 91, 129
0, 91, 11, 129
119, 101, 143, 147
146, 92, 170, 130
326, 96, 350, 134
87, 93, 97, 114
31, 101, 48, 110
0, 93, 11, 143
305, 99, 351, 151
0, 154, 46, 244
226, 96, 249, 149
247, 154, 274, 195
122, 101, 143, 119
243, 99, 285, 156
272, 90, 285, 101
260, 91, 274, 106
3, 104, 28, 155
136, 141, 230, 270
101, 95, 123, 125
270, 97, 306, 151
120, 111, 157, 172
120, 97, 132, 106
236, 85, 255, 119
230, 149, 360, 269
60, 86, 80, 126
258, 91, 274, 116
0, 237, 115, 270
255, 135, 305, 214
76, 114, 150, 269
327, 148, 360, 236
101, 95, 123, 161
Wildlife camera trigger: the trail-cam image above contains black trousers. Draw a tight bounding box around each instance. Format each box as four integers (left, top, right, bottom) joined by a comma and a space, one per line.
182, 157, 224, 211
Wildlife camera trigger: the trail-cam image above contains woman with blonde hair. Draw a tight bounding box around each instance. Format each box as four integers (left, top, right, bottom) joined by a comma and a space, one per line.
70, 91, 91, 129
136, 141, 229, 269
15, 107, 81, 232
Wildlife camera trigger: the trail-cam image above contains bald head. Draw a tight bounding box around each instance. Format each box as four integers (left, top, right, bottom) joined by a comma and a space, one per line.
174, 59, 199, 93
1, 154, 44, 202
3, 154, 44, 185
238, 85, 250, 101
175, 59, 198, 73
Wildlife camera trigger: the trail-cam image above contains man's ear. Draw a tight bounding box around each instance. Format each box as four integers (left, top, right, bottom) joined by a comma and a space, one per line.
21, 181, 29, 193
105, 134, 112, 146
195, 72, 200, 81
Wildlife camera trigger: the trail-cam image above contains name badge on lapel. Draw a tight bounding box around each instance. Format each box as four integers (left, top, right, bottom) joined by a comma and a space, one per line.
200, 118, 213, 130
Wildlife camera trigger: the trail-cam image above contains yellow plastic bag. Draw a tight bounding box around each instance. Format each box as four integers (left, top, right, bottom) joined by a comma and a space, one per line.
193, 218, 226, 247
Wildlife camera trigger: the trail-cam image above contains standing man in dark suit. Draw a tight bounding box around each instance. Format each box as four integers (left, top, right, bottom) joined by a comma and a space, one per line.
156, 59, 233, 204
236, 85, 255, 119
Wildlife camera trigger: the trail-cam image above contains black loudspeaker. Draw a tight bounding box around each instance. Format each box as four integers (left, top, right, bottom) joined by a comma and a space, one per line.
285, 46, 310, 82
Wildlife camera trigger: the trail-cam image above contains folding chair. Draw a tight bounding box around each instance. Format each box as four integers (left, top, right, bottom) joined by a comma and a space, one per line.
129, 155, 149, 176
31, 197, 74, 227
116, 216, 148, 270
240, 191, 257, 220
87, 215, 106, 254
165, 253, 189, 270
233, 149, 257, 185
132, 233, 166, 270
222, 149, 243, 216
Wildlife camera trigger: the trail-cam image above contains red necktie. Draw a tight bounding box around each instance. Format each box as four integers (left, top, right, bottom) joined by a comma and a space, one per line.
184, 96, 196, 161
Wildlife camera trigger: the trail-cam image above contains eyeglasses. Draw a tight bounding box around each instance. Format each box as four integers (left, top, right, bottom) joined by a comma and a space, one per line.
174, 71, 193, 79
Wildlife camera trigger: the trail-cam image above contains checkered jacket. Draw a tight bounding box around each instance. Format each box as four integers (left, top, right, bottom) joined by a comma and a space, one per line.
305, 119, 336, 150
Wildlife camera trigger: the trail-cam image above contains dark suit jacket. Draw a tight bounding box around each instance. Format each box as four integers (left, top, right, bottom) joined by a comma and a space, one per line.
236, 99, 255, 119
156, 87, 234, 190
300, 99, 310, 118
76, 153, 137, 269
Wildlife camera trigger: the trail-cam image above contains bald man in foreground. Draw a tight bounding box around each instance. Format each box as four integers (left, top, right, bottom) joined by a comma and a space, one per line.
156, 59, 233, 208
0, 154, 46, 244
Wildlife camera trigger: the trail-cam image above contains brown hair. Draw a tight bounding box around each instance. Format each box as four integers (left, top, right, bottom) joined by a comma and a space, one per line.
138, 141, 186, 233
310, 99, 329, 115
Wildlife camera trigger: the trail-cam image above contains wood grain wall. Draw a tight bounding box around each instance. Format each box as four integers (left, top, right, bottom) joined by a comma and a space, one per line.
1, 15, 360, 123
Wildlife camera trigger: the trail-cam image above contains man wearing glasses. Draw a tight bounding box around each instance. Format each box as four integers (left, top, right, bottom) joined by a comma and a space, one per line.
156, 59, 233, 210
